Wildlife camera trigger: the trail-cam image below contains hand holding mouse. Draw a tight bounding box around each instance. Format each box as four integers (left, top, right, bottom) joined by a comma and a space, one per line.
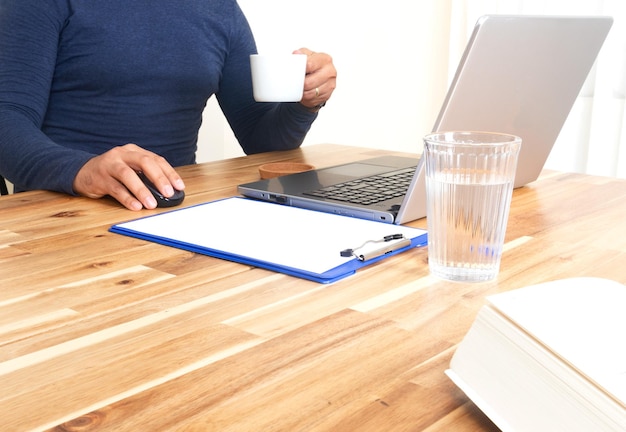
136, 172, 185, 208
73, 143, 185, 210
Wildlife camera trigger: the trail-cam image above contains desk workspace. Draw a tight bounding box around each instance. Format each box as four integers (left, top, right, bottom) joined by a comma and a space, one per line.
1, 144, 625, 431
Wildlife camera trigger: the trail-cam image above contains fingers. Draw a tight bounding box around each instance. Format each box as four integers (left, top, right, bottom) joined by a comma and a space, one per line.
293, 47, 314, 56
112, 164, 156, 211
294, 47, 337, 109
73, 143, 185, 211
133, 150, 185, 198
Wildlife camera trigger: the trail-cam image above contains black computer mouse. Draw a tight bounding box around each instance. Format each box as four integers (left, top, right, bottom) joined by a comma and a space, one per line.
137, 172, 185, 208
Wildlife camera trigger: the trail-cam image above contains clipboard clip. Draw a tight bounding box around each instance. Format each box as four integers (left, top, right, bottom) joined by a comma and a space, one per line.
340, 234, 412, 262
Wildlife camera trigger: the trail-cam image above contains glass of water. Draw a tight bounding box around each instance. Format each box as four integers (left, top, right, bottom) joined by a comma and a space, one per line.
423, 131, 522, 282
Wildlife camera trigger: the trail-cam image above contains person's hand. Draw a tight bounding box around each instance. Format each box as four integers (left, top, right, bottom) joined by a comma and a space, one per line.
294, 48, 337, 110
73, 143, 185, 211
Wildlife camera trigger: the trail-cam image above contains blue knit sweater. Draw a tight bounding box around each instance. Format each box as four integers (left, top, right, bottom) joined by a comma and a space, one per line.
0, 0, 316, 194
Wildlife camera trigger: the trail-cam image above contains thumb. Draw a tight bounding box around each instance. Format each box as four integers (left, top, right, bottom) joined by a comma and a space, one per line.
293, 47, 313, 56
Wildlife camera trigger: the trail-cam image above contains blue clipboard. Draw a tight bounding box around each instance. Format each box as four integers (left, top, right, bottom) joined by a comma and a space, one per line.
110, 197, 428, 283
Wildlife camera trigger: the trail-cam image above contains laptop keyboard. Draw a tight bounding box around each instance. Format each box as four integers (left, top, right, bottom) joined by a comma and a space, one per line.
303, 167, 416, 205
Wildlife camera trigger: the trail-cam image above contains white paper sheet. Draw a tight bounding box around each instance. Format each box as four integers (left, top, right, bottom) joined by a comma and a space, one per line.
113, 197, 427, 276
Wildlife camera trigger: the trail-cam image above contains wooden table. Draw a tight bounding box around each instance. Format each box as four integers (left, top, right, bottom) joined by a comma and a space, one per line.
1, 144, 625, 431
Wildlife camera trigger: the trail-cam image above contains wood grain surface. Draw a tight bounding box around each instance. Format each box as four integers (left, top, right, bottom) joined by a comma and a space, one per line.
1, 144, 625, 431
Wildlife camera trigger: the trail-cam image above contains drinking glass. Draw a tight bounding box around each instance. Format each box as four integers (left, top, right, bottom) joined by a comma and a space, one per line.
423, 131, 522, 282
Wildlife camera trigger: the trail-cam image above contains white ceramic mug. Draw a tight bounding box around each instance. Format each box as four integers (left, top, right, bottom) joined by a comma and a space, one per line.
250, 54, 307, 102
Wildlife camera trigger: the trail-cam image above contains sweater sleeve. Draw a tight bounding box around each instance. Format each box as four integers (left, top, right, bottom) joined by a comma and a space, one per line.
215, 2, 318, 155
0, 0, 320, 195
0, 0, 93, 194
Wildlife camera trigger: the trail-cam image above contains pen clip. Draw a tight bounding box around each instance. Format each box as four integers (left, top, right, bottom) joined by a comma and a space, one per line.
340, 234, 410, 261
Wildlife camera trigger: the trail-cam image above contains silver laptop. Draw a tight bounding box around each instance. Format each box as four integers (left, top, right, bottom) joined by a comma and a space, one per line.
238, 15, 612, 224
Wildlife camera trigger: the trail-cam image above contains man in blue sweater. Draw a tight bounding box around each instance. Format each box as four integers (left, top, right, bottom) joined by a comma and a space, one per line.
0, 0, 336, 210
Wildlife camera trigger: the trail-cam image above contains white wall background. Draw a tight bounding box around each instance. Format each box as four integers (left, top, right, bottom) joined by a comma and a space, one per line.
197, 0, 626, 178
197, 1, 451, 163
